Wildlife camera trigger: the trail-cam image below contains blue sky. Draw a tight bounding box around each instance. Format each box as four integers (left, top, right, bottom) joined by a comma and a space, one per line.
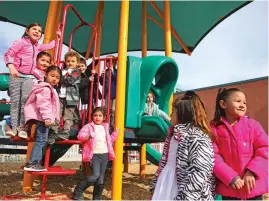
0, 1, 268, 98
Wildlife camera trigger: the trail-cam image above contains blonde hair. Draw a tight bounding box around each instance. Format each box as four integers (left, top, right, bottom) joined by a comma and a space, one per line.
64, 51, 80, 62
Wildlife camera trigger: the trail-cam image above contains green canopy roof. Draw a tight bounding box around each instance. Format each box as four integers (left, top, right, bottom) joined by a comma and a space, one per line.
0, 1, 251, 55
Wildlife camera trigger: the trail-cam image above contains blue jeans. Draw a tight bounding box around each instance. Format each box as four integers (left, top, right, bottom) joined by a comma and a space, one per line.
28, 121, 49, 164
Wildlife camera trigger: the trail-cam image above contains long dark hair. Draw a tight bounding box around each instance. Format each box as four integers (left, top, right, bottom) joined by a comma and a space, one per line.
22, 23, 42, 38
214, 88, 241, 122
173, 91, 212, 137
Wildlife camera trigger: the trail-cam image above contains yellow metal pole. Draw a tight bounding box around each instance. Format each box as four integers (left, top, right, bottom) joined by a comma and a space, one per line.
140, 143, 147, 178
43, 0, 63, 56
22, 126, 36, 192
142, 1, 147, 57
163, 0, 173, 114
164, 1, 172, 57
22, 0, 63, 192
147, 15, 191, 55
85, 2, 101, 60
111, 0, 129, 200
95, 1, 104, 69
149, 1, 191, 55
140, 0, 147, 179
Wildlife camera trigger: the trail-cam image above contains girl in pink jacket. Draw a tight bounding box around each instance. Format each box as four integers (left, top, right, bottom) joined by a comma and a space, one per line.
33, 51, 52, 82
23, 66, 61, 172
73, 107, 119, 200
211, 88, 268, 200
4, 22, 60, 138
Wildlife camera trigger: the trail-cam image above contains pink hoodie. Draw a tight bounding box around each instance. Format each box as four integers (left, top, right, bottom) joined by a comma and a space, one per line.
4, 37, 55, 74
24, 81, 60, 123
211, 116, 268, 199
33, 68, 46, 81
77, 122, 118, 162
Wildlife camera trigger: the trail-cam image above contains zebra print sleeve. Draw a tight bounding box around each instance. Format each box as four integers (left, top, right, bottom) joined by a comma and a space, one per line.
175, 136, 215, 200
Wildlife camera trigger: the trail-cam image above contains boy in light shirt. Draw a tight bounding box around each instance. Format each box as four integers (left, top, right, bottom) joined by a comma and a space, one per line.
50, 51, 81, 142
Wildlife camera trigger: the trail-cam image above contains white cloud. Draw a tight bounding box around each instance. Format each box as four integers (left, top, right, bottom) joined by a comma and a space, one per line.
173, 1, 268, 90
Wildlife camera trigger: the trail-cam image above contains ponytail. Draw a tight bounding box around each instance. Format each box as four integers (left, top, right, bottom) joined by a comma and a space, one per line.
214, 88, 241, 122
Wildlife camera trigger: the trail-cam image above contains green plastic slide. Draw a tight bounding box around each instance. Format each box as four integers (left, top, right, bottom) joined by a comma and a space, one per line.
0, 104, 10, 116
0, 73, 9, 91
146, 143, 161, 166
136, 116, 171, 140
125, 56, 178, 141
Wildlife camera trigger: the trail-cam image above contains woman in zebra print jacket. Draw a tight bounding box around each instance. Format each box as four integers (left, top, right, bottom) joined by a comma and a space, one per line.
150, 91, 216, 200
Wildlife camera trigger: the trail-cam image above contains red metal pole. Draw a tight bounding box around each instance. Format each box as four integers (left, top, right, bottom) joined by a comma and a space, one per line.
106, 58, 112, 124
56, 4, 97, 66
55, 4, 98, 123
69, 23, 84, 51
40, 146, 51, 200
95, 61, 101, 106
87, 58, 96, 122
101, 61, 106, 107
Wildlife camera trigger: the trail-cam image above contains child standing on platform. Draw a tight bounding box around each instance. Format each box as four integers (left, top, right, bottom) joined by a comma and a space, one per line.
51, 51, 81, 140
150, 91, 215, 200
78, 58, 101, 108
4, 22, 60, 138
72, 107, 119, 200
23, 66, 61, 171
211, 88, 268, 200
144, 91, 170, 122
33, 51, 52, 81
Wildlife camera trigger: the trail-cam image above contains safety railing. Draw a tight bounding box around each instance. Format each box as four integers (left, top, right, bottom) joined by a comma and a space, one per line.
80, 56, 118, 127
55, 4, 97, 67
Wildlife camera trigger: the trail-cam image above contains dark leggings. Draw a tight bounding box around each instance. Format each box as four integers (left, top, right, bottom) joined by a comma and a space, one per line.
222, 195, 263, 200
74, 153, 108, 200
85, 153, 108, 185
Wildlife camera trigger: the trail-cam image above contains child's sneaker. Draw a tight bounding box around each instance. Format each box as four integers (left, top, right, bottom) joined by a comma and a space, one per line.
18, 127, 28, 139
24, 163, 47, 172
5, 129, 16, 137
47, 137, 55, 145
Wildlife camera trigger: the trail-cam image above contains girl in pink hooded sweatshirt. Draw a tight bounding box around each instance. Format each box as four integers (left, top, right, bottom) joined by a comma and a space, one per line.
23, 66, 61, 172
4, 22, 60, 138
33, 51, 52, 82
211, 88, 268, 200
73, 107, 119, 200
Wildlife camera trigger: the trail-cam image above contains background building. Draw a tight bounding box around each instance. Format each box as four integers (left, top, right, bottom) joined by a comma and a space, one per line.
174, 76, 268, 133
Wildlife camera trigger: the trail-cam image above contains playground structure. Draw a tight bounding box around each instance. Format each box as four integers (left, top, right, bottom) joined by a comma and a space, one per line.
0, 0, 252, 200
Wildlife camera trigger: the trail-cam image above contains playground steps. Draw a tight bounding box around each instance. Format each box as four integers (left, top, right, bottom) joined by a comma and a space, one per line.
10, 136, 82, 200
30, 166, 76, 176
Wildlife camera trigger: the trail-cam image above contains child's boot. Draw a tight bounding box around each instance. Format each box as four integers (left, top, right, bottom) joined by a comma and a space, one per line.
92, 184, 105, 200
72, 180, 90, 200
72, 186, 84, 200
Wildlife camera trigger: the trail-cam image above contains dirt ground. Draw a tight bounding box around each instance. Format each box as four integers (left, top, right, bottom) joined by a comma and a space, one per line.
0, 162, 267, 200
0, 162, 157, 200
